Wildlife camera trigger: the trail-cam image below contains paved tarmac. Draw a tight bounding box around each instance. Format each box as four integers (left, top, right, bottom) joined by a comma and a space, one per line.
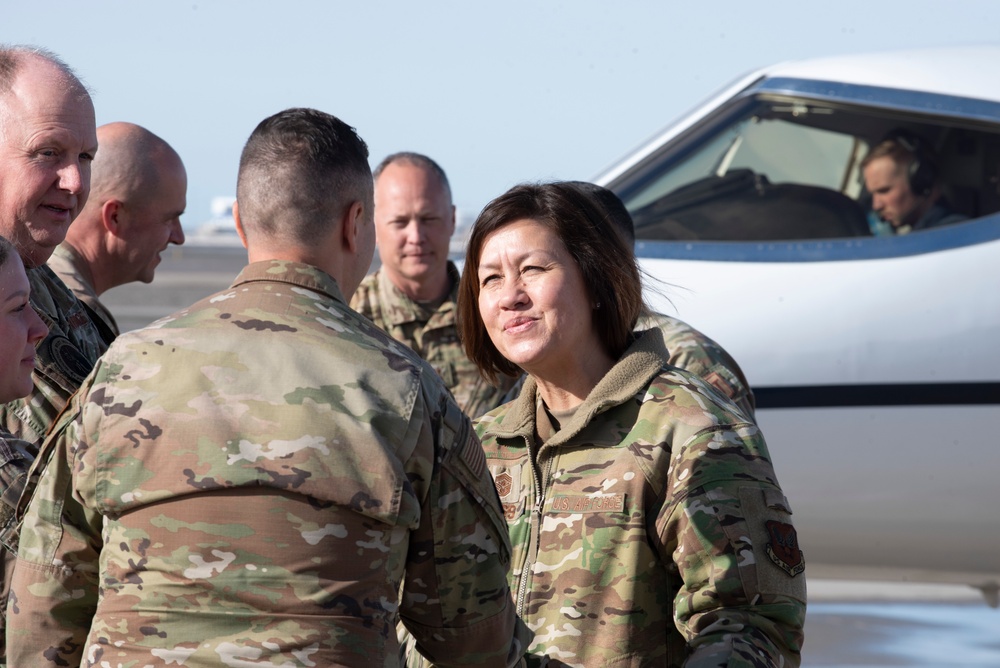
102, 244, 248, 331
103, 242, 379, 331
803, 581, 998, 666
101, 242, 1000, 667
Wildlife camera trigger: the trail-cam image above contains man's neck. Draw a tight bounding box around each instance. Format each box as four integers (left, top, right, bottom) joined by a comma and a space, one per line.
59, 239, 104, 295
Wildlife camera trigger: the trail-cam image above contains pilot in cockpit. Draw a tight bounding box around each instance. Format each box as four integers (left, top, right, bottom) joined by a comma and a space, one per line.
861, 131, 967, 235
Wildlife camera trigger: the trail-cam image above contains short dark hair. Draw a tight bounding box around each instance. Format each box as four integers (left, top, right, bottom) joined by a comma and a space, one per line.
458, 182, 644, 383
236, 108, 371, 246
373, 152, 452, 201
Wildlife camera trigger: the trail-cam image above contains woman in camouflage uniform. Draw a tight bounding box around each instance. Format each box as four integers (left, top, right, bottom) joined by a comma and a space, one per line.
456, 183, 807, 667
0, 234, 49, 663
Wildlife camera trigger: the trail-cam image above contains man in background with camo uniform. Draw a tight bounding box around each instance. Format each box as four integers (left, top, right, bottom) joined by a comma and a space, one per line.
47, 121, 187, 343
0, 46, 104, 446
7, 108, 529, 667
352, 152, 516, 418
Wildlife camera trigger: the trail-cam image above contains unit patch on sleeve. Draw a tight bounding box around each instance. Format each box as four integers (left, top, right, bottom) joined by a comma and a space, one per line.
765, 520, 804, 577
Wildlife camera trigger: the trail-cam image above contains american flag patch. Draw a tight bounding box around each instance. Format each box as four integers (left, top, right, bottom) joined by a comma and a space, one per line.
461, 437, 486, 479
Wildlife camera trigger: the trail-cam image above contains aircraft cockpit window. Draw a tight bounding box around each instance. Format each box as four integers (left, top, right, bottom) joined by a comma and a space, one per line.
628, 126, 746, 211
624, 101, 872, 242
724, 117, 860, 196
619, 95, 1000, 243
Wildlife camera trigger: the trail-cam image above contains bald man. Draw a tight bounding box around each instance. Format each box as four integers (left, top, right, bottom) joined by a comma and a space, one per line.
352, 152, 517, 419
47, 122, 187, 341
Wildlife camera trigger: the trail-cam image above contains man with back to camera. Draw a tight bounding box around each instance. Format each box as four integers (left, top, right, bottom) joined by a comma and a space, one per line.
351, 153, 517, 418
47, 121, 187, 343
6, 107, 529, 667
861, 131, 967, 235
0, 45, 104, 447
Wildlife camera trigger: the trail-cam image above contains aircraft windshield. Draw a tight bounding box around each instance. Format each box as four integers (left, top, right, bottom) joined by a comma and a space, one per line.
618, 94, 1000, 242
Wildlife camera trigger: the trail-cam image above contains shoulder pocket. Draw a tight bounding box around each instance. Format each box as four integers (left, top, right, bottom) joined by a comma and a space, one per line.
438, 397, 511, 565
733, 485, 806, 600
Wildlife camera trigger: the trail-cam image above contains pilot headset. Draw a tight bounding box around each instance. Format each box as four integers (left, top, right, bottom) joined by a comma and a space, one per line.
890, 132, 937, 196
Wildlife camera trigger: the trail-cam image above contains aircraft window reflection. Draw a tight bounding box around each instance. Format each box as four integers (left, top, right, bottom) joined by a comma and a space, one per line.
628, 126, 743, 211
726, 118, 858, 195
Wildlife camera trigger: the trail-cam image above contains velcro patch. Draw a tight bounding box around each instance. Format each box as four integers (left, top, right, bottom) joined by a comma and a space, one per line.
765, 520, 804, 577
41, 335, 92, 385
494, 470, 513, 498
489, 463, 523, 504
68, 311, 91, 329
461, 436, 486, 479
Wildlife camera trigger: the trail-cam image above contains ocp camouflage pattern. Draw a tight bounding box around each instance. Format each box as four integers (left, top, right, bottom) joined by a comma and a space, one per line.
7, 260, 529, 667
477, 328, 805, 667
352, 262, 517, 419
47, 242, 120, 340
500, 313, 756, 423
0, 265, 107, 445
0, 431, 35, 664
637, 311, 755, 420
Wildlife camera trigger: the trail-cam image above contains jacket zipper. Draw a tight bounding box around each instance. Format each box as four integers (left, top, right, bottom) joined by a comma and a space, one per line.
516, 433, 545, 616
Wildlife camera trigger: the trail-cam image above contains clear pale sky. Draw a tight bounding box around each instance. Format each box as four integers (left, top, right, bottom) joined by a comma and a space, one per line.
4, 1, 999, 229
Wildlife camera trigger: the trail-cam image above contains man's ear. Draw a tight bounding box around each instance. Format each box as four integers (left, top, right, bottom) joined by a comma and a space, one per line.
232, 201, 249, 249
101, 199, 124, 235
342, 200, 365, 253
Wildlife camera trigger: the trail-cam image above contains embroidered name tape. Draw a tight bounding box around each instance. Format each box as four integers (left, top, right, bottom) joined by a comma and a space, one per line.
549, 494, 626, 514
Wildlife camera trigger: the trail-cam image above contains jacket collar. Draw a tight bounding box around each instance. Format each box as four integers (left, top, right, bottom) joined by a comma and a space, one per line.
376, 261, 460, 327
487, 327, 668, 446
231, 260, 347, 305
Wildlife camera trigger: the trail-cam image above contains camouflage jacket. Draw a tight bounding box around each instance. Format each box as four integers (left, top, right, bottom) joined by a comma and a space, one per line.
7, 260, 530, 668
478, 329, 806, 667
0, 265, 107, 445
352, 263, 516, 419
639, 311, 756, 420
0, 432, 35, 665
47, 242, 120, 342
500, 313, 757, 421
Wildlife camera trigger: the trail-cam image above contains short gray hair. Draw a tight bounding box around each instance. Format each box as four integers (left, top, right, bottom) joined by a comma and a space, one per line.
0, 44, 87, 96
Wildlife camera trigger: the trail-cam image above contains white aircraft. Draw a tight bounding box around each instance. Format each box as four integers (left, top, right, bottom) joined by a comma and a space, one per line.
595, 46, 1000, 605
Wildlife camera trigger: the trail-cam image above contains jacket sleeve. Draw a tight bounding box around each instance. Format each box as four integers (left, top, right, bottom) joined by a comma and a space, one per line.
657, 423, 806, 668
399, 384, 531, 668
6, 383, 103, 668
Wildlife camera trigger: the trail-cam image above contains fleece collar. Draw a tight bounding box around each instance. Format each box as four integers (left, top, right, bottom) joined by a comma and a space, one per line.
489, 328, 668, 446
